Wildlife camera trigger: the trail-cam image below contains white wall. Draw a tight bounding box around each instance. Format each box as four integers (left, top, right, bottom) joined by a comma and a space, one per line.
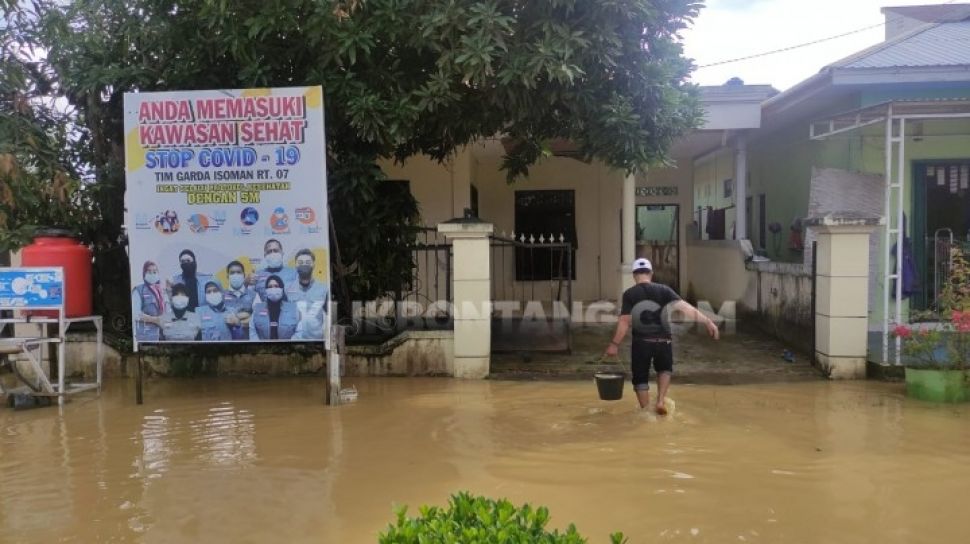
473, 156, 624, 303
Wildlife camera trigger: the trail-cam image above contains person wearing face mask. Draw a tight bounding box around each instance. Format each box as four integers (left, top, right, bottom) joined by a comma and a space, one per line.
287, 249, 329, 340
249, 275, 299, 340
132, 260, 166, 341
222, 260, 256, 340
198, 281, 233, 341
168, 249, 213, 311
249, 239, 297, 302
160, 283, 202, 341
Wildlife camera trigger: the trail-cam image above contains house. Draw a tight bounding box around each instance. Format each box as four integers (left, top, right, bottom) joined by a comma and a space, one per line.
379, 81, 774, 311
385, 3, 970, 368
722, 3, 970, 366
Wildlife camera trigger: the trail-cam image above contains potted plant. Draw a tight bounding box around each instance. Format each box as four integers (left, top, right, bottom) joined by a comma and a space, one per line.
893, 247, 970, 402
893, 318, 970, 402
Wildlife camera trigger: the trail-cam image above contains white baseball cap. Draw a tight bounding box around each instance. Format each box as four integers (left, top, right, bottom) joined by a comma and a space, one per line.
632, 258, 652, 273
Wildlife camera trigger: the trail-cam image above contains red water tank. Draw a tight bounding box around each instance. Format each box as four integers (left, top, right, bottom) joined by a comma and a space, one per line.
20, 229, 93, 317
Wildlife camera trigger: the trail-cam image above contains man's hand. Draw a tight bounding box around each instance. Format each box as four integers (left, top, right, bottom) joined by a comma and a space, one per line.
705, 317, 720, 340
605, 342, 619, 357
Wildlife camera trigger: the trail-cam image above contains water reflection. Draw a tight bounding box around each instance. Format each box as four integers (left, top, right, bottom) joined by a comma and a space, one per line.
0, 378, 968, 543
188, 402, 257, 467
137, 409, 173, 480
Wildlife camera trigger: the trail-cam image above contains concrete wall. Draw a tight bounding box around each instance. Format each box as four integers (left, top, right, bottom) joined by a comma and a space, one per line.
379, 151, 472, 228
748, 261, 814, 352
343, 330, 453, 376
684, 240, 756, 312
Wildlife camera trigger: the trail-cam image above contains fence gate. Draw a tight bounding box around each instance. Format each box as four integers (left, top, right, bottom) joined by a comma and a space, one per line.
489, 233, 573, 353
342, 227, 452, 343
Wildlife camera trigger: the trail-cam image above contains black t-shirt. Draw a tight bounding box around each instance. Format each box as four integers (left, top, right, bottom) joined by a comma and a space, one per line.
620, 282, 682, 339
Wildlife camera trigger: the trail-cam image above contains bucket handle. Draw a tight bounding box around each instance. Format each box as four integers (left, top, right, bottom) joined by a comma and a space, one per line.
589, 353, 623, 365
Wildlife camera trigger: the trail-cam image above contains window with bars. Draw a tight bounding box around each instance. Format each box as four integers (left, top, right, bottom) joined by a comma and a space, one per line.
513, 190, 577, 281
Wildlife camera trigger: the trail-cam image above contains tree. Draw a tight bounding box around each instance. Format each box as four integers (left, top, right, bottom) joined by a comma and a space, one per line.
7, 0, 701, 327
1, 1, 99, 251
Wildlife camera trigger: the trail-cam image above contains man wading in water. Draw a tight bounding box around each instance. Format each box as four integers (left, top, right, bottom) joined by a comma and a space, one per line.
605, 258, 720, 414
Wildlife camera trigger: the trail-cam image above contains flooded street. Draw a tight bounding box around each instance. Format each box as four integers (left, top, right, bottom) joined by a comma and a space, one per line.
1, 378, 969, 543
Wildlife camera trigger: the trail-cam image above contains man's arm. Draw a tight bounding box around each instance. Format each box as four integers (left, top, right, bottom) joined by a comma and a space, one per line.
671, 300, 720, 339
605, 314, 631, 356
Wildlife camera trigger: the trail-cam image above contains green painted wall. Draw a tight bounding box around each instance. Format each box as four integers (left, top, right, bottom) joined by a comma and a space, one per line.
692, 147, 736, 239
747, 97, 858, 261
857, 119, 970, 326
746, 86, 970, 330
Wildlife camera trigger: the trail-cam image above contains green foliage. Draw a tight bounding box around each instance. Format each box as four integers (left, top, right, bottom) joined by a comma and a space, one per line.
938, 245, 970, 313
895, 246, 970, 369
0, 4, 102, 251
4, 0, 701, 313
379, 492, 627, 544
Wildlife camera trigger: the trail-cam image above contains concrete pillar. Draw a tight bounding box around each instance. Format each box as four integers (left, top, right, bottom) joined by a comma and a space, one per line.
806, 213, 884, 379
438, 216, 493, 379
734, 136, 747, 240
618, 172, 636, 301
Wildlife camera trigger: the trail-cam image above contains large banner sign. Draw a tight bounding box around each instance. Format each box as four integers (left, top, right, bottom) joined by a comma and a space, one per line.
124, 87, 329, 345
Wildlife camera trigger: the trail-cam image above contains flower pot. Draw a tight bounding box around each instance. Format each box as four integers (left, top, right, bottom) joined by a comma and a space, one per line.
904, 367, 970, 403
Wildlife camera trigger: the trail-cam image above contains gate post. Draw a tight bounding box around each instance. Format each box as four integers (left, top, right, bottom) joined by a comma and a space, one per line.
806, 212, 883, 379
438, 214, 493, 379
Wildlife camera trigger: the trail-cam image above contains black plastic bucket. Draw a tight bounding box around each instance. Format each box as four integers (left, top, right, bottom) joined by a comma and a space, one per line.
594, 372, 625, 401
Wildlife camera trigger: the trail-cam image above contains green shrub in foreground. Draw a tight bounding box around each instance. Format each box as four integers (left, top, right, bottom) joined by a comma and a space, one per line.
379, 492, 626, 544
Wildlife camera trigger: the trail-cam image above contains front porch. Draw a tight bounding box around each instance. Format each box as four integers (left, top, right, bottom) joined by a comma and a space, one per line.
491, 322, 821, 384
809, 99, 970, 365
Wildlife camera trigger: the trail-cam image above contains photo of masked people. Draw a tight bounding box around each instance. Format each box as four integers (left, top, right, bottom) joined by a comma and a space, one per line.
197, 281, 234, 341
249, 239, 297, 302
132, 260, 165, 341
287, 249, 329, 340
250, 275, 299, 340
168, 249, 213, 311
222, 260, 256, 340
160, 283, 202, 341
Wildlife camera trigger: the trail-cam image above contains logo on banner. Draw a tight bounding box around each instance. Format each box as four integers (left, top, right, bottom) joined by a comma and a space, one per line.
270, 206, 290, 234
295, 207, 315, 224
240, 207, 259, 226
154, 210, 180, 234
296, 206, 322, 234
188, 214, 210, 234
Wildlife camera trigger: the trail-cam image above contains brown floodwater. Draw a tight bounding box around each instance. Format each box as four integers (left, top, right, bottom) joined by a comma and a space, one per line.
1, 377, 968, 543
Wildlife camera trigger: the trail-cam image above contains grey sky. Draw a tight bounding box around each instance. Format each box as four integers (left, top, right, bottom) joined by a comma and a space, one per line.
682, 0, 942, 90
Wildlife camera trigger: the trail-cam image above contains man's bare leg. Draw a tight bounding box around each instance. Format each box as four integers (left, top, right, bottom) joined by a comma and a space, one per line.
655, 372, 672, 414
635, 387, 650, 409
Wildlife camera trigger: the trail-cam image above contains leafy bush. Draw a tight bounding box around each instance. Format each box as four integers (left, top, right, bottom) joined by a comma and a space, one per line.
379, 492, 626, 544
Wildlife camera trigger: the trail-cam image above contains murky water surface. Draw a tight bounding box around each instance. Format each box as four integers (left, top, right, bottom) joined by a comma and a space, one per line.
1, 378, 968, 543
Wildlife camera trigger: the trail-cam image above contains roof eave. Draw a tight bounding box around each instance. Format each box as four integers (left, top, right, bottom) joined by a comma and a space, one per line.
831, 65, 970, 85
761, 69, 833, 114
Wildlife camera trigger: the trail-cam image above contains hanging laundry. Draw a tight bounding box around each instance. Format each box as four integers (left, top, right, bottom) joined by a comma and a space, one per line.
891, 213, 918, 299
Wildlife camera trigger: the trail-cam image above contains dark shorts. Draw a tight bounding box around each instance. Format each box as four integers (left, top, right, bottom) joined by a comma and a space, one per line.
631, 339, 673, 391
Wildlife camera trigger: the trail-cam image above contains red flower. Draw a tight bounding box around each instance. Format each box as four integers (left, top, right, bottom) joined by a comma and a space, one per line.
952, 311, 970, 333
892, 325, 912, 338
